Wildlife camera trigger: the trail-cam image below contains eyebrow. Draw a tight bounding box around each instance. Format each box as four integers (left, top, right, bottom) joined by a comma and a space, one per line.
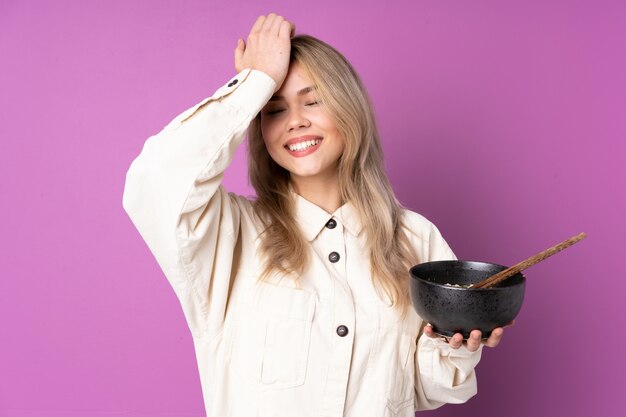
269, 85, 318, 102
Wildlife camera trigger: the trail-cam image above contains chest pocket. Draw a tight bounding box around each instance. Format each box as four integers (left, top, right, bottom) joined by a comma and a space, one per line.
230, 283, 316, 390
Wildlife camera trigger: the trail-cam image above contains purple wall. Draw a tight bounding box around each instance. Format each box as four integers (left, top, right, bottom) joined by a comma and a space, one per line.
1, 0, 624, 416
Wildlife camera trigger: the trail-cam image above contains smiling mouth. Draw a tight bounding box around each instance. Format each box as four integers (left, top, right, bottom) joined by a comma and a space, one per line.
285, 138, 323, 152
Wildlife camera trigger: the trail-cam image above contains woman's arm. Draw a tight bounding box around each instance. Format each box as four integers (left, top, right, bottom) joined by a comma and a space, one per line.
414, 330, 482, 410
410, 222, 482, 409
122, 14, 294, 338
122, 69, 275, 337
412, 222, 509, 409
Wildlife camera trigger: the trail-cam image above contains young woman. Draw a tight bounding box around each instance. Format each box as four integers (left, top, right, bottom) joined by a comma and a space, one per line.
123, 14, 505, 417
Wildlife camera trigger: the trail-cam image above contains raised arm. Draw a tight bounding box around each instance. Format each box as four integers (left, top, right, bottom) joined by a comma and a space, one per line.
122, 14, 294, 337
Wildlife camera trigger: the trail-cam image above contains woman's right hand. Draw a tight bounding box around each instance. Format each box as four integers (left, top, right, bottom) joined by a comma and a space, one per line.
235, 13, 295, 92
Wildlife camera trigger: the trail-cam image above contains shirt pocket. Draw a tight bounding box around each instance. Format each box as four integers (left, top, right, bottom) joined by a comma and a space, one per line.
385, 397, 415, 417
230, 283, 316, 390
374, 304, 418, 416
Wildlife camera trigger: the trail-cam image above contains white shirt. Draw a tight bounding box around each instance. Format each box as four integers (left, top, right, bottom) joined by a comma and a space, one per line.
122, 69, 482, 417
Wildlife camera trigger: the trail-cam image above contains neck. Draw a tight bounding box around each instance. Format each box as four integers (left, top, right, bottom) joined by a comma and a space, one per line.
290, 171, 343, 214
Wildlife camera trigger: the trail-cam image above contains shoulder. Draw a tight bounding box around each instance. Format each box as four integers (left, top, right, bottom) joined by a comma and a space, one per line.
400, 209, 447, 247
228, 191, 255, 208
400, 209, 441, 240
400, 208, 457, 262
227, 192, 269, 228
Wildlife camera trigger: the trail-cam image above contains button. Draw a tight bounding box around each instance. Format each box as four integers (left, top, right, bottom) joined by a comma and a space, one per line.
227, 79, 239, 87
325, 218, 337, 229
328, 252, 340, 263
336, 325, 349, 337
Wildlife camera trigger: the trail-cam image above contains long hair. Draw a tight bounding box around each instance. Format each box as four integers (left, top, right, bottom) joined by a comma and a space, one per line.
248, 35, 418, 315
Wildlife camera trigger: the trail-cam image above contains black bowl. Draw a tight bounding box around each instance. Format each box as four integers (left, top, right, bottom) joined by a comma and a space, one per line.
409, 260, 526, 338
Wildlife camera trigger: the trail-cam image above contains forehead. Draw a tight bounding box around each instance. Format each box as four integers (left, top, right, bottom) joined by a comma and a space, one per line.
275, 63, 314, 96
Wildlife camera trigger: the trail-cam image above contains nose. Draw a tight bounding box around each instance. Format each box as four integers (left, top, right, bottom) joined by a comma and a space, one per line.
287, 108, 311, 131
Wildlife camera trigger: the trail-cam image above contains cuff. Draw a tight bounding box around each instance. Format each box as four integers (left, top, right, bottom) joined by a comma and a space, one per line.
418, 335, 482, 390
173, 69, 277, 127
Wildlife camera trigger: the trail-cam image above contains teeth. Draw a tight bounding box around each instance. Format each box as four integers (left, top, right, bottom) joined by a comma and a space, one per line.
287, 139, 321, 152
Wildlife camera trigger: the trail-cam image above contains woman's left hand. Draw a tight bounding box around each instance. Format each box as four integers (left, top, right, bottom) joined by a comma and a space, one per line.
423, 323, 510, 352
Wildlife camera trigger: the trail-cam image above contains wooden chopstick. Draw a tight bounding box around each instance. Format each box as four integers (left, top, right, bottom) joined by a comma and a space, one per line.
472, 232, 587, 289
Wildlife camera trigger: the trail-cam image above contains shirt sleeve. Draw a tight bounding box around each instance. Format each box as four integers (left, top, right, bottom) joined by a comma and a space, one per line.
414, 223, 483, 410
122, 69, 276, 338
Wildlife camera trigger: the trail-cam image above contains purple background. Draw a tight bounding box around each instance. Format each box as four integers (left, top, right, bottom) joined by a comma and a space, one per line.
1, 0, 624, 416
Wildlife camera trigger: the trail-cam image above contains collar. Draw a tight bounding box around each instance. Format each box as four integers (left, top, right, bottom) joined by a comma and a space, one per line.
293, 193, 364, 241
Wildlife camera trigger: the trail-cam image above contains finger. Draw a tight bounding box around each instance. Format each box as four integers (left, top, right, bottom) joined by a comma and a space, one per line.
448, 333, 464, 349
423, 325, 438, 339
424, 325, 451, 343
484, 327, 504, 348
466, 330, 482, 352
250, 15, 266, 34
269, 14, 284, 36
279, 20, 295, 39
234, 38, 245, 71
261, 13, 277, 31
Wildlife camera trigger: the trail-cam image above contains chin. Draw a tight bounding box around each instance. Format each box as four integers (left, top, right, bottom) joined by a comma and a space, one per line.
290, 170, 320, 178
290, 164, 327, 178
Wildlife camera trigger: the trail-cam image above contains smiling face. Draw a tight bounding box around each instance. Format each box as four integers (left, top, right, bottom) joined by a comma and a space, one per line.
260, 63, 345, 186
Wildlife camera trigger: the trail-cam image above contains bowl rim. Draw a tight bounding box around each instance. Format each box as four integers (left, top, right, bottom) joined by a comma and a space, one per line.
409, 260, 526, 291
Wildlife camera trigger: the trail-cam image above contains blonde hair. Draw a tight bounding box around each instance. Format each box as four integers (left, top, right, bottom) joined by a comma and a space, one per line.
248, 35, 418, 315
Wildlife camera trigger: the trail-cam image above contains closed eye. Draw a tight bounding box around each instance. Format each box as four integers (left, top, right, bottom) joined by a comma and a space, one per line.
263, 101, 319, 117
